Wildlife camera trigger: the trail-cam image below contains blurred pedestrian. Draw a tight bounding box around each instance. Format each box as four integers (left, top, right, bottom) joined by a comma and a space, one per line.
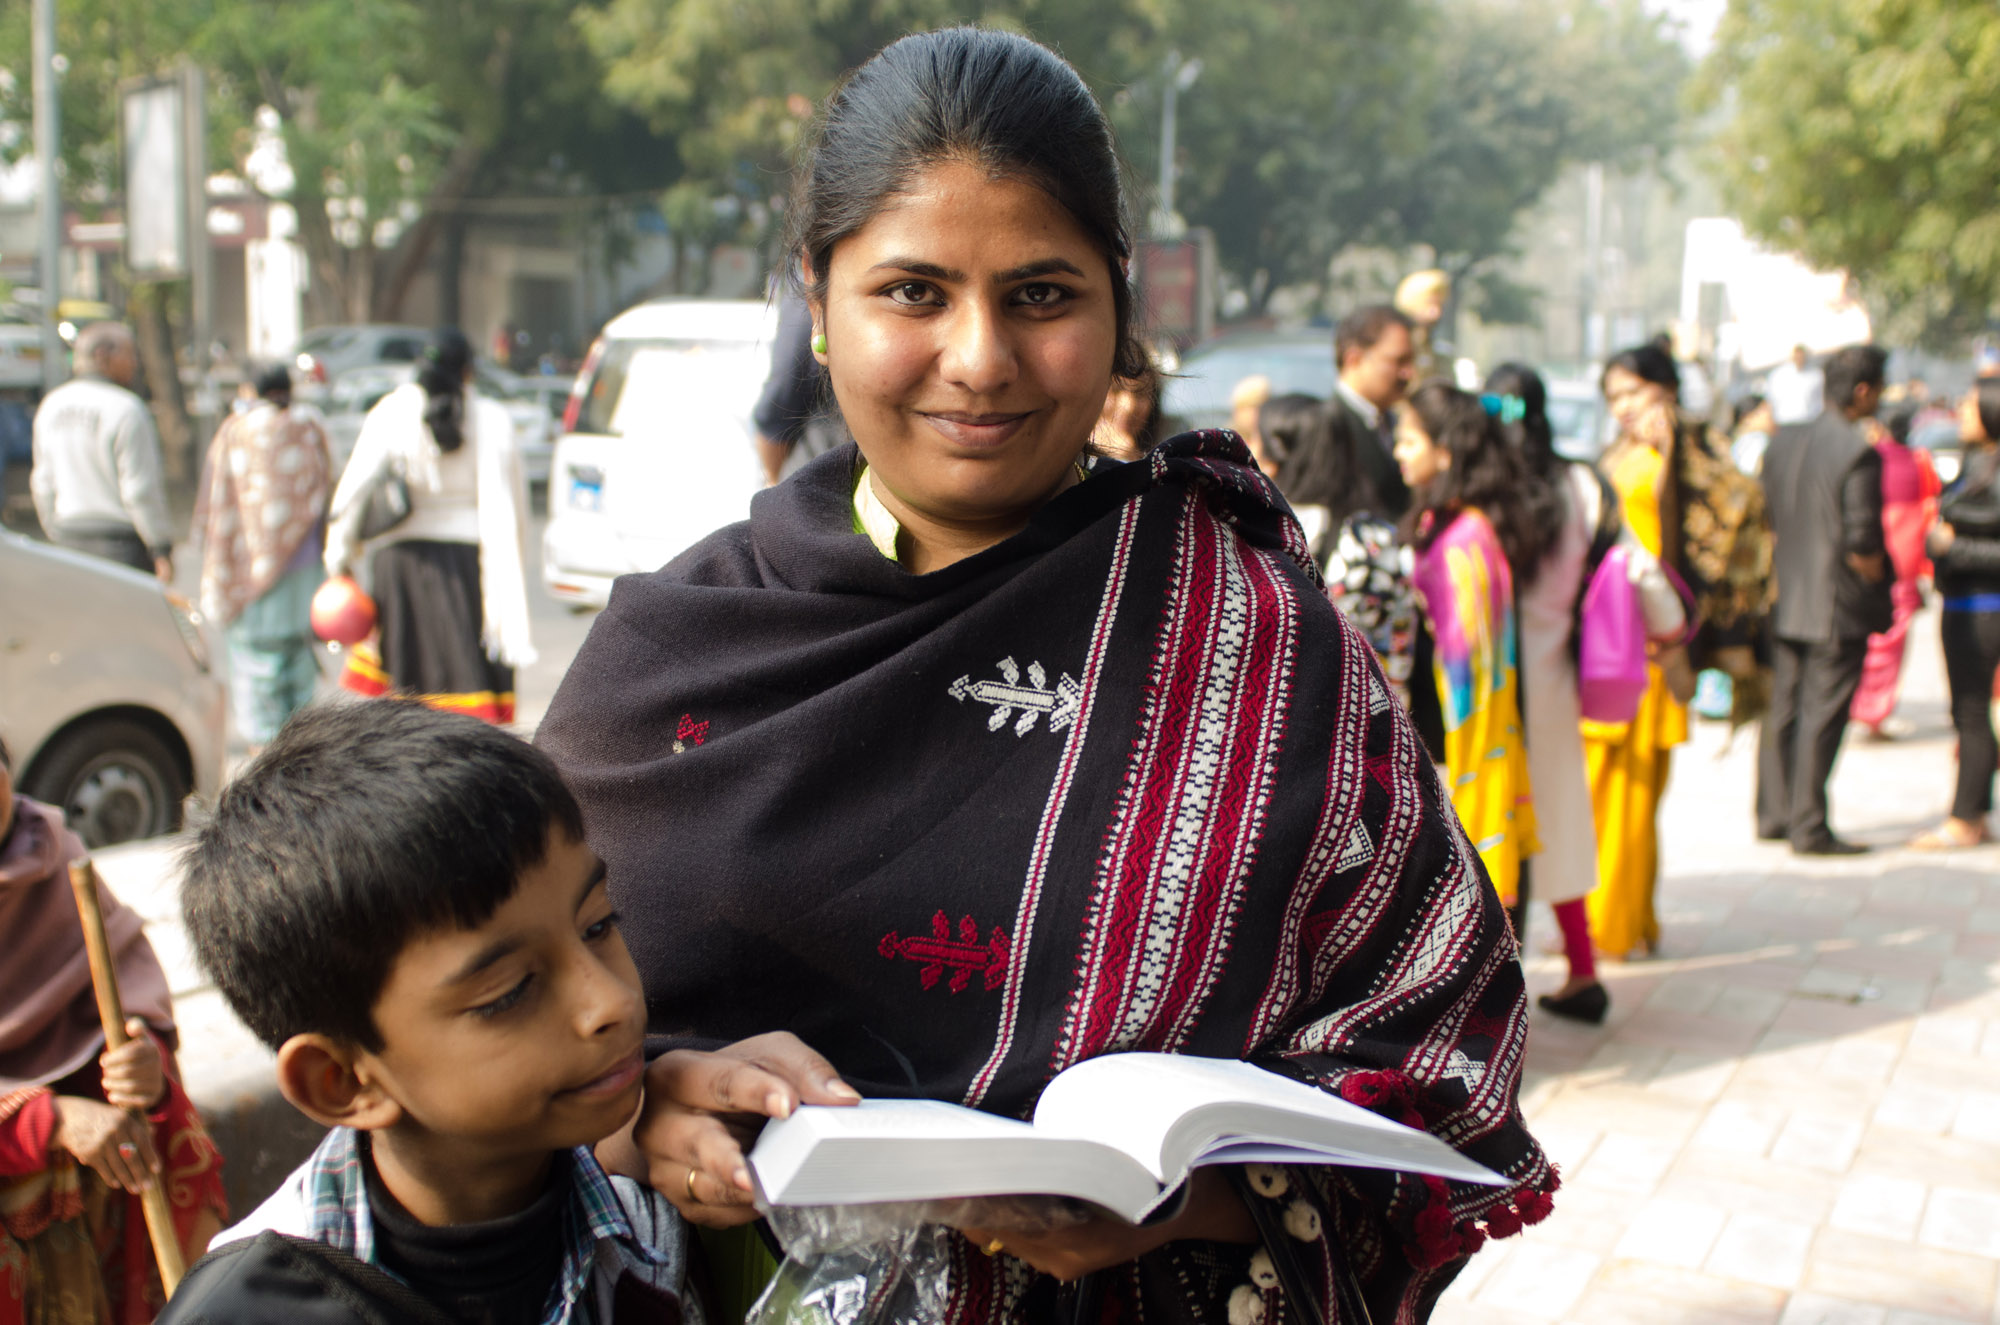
1088, 356, 1163, 461
29, 322, 176, 582
1395, 381, 1546, 912
1730, 393, 1774, 475
1765, 344, 1823, 425
1912, 379, 2000, 848
195, 365, 332, 752
753, 289, 851, 484
1486, 364, 1658, 1022
1329, 305, 1417, 520
1261, 391, 1372, 559
1395, 269, 1451, 381
1757, 345, 1892, 855
326, 327, 534, 724
1851, 402, 1940, 739
1591, 343, 1771, 957
0, 736, 228, 1320
1228, 374, 1275, 476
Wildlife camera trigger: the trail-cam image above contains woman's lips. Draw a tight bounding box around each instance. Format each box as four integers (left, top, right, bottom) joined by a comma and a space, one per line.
566, 1049, 643, 1098
920, 410, 1034, 448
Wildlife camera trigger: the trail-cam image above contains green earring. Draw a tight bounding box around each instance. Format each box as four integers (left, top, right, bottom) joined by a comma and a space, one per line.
812, 331, 828, 355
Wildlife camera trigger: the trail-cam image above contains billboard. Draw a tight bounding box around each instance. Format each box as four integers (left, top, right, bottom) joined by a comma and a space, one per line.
122, 76, 188, 278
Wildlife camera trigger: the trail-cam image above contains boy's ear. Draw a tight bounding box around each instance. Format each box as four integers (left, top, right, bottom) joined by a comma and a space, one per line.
275, 1034, 404, 1132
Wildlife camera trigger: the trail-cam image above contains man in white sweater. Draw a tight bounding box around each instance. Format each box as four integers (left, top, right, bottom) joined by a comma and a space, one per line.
30, 322, 175, 581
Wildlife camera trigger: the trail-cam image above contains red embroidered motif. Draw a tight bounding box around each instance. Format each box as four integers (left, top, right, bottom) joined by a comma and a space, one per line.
879, 911, 1010, 993
672, 713, 709, 755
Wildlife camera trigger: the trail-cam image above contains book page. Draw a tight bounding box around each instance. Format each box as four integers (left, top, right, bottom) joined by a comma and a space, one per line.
1031, 1054, 1501, 1187
749, 1099, 1166, 1220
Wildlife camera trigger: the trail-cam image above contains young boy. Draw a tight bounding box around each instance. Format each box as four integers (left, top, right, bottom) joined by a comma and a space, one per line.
164, 701, 694, 1324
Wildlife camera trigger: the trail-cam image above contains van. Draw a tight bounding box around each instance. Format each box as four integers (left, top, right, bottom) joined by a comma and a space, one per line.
543, 300, 777, 608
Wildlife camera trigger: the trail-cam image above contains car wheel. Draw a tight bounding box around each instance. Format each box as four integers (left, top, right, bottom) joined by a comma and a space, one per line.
22, 719, 188, 848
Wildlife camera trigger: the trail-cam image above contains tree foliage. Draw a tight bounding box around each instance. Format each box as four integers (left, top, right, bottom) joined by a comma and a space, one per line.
582, 0, 1682, 321
0, 0, 672, 323
1697, 0, 2000, 345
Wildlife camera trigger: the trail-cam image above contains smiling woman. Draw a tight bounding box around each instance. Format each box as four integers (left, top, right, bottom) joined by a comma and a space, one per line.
538, 26, 1552, 1325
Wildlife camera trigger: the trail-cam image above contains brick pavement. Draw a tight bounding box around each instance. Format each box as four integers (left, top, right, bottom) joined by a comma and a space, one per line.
1436, 611, 2000, 1325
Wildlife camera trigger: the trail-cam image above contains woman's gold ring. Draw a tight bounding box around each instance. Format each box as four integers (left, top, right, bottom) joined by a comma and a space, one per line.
685, 1168, 701, 1204
983, 1238, 1005, 1256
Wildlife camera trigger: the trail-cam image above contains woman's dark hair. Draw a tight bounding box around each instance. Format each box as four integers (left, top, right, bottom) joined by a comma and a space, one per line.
1970, 377, 2000, 445
1601, 342, 1680, 399
1731, 393, 1767, 432
1480, 363, 1569, 582
1400, 381, 1561, 577
1260, 393, 1373, 527
418, 327, 473, 454
254, 362, 293, 403
790, 27, 1146, 380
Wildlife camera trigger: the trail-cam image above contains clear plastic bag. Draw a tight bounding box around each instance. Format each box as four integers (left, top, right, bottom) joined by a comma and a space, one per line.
745, 1197, 1095, 1325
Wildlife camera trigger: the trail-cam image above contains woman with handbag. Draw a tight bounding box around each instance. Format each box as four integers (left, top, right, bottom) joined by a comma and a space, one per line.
539, 29, 1553, 1323
1588, 344, 1766, 960
324, 329, 534, 724
1912, 380, 2000, 849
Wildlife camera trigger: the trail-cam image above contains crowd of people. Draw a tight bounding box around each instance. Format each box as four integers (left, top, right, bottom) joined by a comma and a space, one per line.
6, 22, 2000, 1325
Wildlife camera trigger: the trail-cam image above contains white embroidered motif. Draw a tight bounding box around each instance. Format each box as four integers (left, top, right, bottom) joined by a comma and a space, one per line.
949, 656, 1082, 736
1442, 1048, 1484, 1089
1334, 820, 1373, 873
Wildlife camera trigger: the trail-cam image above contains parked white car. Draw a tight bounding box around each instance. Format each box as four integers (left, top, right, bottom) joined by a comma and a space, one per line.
543, 300, 777, 608
0, 530, 226, 846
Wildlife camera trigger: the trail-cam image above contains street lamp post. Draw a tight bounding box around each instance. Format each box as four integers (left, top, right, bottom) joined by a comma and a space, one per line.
32, 0, 63, 392
1152, 51, 1202, 238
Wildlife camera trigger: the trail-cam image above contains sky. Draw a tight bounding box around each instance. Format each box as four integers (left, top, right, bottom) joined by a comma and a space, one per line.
1647, 0, 1726, 55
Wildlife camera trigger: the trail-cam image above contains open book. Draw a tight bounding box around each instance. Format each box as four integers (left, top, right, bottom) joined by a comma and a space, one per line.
749, 1053, 1503, 1224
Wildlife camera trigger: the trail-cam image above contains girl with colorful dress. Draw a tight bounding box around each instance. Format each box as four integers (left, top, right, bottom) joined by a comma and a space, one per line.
1393, 381, 1551, 914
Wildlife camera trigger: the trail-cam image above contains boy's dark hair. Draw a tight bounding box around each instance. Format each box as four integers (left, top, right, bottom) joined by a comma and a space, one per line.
1824, 344, 1888, 411
1334, 305, 1413, 371
181, 700, 585, 1051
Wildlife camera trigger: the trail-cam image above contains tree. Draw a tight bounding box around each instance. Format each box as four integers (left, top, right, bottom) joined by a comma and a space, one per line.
1697, 0, 2000, 346
1375, 0, 1686, 325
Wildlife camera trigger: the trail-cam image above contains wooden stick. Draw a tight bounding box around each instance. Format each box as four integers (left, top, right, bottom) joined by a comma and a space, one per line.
67, 858, 186, 1297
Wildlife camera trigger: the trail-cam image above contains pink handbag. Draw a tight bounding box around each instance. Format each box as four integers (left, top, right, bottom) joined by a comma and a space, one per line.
1577, 546, 1649, 723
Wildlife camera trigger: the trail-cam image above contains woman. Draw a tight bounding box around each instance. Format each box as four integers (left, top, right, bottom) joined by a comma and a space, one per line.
0, 738, 227, 1323
1392, 382, 1547, 917
1481, 365, 1613, 1020
195, 364, 331, 750
1851, 403, 1941, 738
1913, 380, 2000, 848
1588, 344, 1766, 959
325, 329, 534, 724
541, 29, 1551, 1324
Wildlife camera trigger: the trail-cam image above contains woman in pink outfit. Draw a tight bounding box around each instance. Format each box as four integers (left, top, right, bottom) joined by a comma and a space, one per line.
1851, 404, 1941, 736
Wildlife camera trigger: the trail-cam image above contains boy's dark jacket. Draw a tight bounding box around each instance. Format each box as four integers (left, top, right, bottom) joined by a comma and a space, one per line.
163, 1231, 689, 1325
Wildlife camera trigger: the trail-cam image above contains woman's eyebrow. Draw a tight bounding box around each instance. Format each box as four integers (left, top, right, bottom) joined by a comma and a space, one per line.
868, 258, 963, 281
994, 258, 1085, 283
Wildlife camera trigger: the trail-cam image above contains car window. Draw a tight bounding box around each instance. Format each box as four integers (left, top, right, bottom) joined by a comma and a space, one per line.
297, 329, 353, 355
574, 338, 756, 436
1162, 341, 1334, 420
379, 337, 424, 364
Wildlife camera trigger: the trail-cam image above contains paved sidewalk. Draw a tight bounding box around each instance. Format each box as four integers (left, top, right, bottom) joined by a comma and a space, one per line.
1437, 613, 2000, 1324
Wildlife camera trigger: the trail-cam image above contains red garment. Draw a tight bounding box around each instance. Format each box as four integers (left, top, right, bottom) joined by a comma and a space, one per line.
1876, 437, 1940, 583
0, 1044, 227, 1325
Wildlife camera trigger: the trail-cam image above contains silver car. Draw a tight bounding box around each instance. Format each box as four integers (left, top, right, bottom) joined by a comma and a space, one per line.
0, 530, 226, 846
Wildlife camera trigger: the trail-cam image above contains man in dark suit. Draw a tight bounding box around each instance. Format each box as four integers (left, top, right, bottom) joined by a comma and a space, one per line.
1756, 344, 1894, 854
1324, 305, 1417, 520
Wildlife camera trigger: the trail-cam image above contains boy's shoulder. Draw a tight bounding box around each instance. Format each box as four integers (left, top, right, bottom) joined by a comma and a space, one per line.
180, 1131, 697, 1325
158, 1231, 454, 1325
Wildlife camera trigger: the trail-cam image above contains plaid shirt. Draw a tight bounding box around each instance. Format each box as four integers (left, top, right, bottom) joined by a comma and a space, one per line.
288, 1127, 684, 1325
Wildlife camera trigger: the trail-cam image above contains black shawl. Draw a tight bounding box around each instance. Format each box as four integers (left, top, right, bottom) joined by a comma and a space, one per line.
537, 434, 1552, 1323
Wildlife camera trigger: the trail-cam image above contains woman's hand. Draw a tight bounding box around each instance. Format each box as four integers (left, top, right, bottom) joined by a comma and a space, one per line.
635, 1032, 860, 1228
1635, 400, 1676, 452
100, 1021, 167, 1112
1930, 522, 1956, 556
52, 1096, 160, 1194
956, 1168, 1257, 1283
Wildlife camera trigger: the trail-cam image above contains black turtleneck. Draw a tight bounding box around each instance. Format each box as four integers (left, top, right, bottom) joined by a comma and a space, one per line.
362, 1140, 569, 1325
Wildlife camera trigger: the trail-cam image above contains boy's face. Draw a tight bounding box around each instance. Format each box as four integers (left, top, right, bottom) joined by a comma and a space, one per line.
361, 829, 647, 1163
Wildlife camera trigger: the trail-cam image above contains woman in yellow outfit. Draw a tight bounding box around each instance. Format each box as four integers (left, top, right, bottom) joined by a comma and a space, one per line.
1587, 344, 1770, 958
